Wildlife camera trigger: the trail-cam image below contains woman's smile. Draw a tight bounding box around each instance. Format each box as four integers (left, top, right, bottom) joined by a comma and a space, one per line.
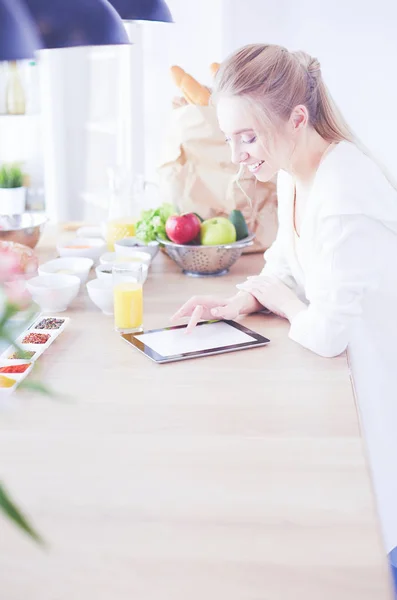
246, 160, 265, 174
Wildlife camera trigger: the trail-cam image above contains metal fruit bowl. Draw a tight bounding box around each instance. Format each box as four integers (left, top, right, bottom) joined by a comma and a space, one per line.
159, 233, 255, 276
0, 212, 47, 249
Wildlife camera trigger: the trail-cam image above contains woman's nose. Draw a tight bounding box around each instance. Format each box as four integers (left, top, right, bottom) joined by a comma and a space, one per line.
230, 144, 249, 165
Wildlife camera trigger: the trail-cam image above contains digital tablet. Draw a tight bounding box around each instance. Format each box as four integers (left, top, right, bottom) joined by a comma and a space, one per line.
121, 320, 270, 364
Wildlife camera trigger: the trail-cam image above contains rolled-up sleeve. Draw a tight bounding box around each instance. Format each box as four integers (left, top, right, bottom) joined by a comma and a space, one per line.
259, 170, 299, 292
260, 236, 298, 290
289, 214, 381, 358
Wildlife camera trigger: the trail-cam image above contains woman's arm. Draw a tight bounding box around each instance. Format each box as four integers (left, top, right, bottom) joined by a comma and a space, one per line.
240, 214, 384, 357
259, 235, 299, 292
287, 214, 382, 357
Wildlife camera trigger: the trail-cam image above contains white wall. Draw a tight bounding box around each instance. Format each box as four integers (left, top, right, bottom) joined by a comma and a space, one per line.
38, 0, 223, 222
142, 0, 223, 181
221, 0, 397, 181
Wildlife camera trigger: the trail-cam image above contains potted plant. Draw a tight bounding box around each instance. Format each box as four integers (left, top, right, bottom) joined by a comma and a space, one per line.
0, 163, 26, 215
0, 245, 48, 545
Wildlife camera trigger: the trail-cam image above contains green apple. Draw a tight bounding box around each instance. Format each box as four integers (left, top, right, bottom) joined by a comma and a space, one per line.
200, 217, 237, 245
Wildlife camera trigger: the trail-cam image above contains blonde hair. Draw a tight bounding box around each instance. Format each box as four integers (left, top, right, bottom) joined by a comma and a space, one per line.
213, 43, 354, 143
213, 43, 397, 194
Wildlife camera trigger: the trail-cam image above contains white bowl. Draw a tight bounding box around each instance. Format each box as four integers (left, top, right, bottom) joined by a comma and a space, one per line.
114, 237, 159, 260
95, 262, 148, 284
95, 264, 114, 285
57, 238, 106, 262
76, 226, 104, 239
39, 257, 93, 285
99, 251, 151, 267
86, 278, 114, 315
27, 274, 80, 312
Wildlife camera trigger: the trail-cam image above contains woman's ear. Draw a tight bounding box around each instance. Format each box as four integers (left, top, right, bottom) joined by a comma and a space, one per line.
290, 105, 309, 132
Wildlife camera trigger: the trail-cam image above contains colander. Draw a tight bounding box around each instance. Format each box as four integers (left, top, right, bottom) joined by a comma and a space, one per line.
0, 212, 47, 249
159, 234, 255, 277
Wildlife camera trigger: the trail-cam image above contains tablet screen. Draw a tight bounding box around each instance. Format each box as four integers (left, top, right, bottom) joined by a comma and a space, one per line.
138, 320, 256, 357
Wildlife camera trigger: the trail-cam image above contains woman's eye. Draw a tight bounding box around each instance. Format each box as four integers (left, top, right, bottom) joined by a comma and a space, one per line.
224, 135, 256, 144
243, 136, 257, 144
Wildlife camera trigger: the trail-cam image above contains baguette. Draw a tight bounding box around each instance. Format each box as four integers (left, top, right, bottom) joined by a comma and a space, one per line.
210, 62, 221, 77
180, 73, 211, 106
170, 65, 185, 87
170, 65, 195, 104
170, 65, 211, 105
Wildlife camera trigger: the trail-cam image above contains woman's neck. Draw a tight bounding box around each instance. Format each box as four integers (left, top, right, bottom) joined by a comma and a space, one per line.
288, 128, 332, 188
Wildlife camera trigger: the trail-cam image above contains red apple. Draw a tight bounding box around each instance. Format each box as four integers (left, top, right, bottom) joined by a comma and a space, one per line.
165, 213, 201, 244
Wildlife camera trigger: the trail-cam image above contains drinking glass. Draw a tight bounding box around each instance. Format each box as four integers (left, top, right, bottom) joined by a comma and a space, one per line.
113, 263, 144, 333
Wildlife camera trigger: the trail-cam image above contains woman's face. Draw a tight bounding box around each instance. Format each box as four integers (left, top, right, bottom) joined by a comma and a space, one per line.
216, 96, 293, 182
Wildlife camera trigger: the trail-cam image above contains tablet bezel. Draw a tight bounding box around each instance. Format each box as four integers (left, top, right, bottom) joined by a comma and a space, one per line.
120, 320, 270, 364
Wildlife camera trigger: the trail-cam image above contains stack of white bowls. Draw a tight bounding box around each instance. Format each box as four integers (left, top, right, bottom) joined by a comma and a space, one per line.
28, 257, 94, 313
27, 236, 108, 312
28, 230, 159, 315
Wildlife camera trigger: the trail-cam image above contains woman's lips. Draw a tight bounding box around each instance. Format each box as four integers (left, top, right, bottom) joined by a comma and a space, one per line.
247, 160, 264, 174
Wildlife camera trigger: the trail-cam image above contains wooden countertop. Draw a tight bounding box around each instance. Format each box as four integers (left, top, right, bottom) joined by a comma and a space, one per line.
0, 235, 393, 599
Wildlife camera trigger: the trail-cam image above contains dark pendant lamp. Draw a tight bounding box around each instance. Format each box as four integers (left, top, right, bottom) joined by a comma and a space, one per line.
0, 0, 42, 60
23, 0, 130, 49
107, 0, 173, 22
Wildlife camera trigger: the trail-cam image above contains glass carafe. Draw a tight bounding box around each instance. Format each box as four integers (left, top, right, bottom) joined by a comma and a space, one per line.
105, 168, 141, 251
105, 168, 158, 251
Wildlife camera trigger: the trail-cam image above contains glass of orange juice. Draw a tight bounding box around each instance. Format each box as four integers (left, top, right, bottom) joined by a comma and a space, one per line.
113, 263, 144, 333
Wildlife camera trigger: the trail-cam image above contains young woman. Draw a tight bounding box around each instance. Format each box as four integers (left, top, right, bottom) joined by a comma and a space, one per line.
171, 44, 397, 557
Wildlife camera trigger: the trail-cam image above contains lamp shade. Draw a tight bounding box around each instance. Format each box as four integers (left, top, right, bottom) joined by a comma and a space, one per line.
23, 0, 130, 49
389, 547, 397, 595
0, 0, 42, 60
107, 0, 173, 22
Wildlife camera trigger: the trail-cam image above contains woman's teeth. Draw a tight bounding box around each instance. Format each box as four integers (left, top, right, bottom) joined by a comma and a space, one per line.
248, 161, 264, 173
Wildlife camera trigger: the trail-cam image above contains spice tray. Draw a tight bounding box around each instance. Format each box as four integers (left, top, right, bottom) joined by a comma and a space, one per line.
0, 316, 70, 395
0, 360, 35, 394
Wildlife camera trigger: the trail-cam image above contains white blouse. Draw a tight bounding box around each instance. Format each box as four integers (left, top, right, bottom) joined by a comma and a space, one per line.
258, 141, 397, 552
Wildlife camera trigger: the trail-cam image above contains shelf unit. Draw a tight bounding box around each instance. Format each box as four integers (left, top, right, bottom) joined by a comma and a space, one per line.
0, 112, 44, 211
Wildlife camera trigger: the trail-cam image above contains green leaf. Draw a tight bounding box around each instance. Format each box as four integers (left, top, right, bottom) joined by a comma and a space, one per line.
0, 162, 24, 188
1, 332, 26, 359
140, 209, 154, 221
0, 302, 20, 330
18, 380, 53, 396
18, 378, 70, 403
158, 203, 176, 221
135, 203, 177, 243
0, 482, 45, 546
0, 306, 41, 359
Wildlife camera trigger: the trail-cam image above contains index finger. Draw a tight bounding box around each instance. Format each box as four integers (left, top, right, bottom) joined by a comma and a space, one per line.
185, 305, 204, 334
170, 298, 198, 323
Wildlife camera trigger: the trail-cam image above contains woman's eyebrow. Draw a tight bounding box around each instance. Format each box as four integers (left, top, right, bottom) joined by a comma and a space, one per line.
232, 128, 255, 135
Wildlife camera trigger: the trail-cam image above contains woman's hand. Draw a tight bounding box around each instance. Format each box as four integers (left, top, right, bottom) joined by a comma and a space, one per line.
171, 291, 262, 333
237, 275, 306, 321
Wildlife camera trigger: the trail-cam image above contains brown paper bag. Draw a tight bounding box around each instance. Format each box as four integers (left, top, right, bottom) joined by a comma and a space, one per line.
157, 105, 278, 253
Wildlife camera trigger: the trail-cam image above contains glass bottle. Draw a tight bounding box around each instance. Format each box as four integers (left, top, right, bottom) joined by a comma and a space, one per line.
25, 60, 40, 114
0, 63, 7, 115
6, 61, 26, 115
